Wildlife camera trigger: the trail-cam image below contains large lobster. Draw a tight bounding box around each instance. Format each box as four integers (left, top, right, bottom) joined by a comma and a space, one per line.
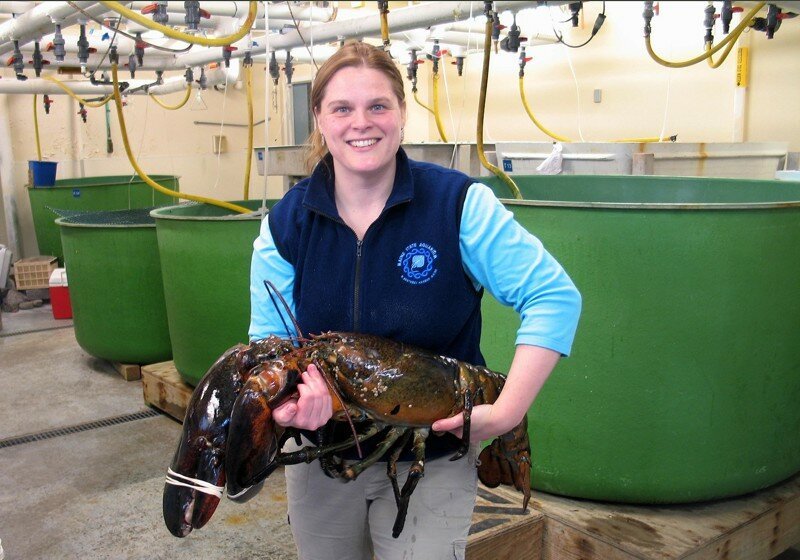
162, 332, 531, 539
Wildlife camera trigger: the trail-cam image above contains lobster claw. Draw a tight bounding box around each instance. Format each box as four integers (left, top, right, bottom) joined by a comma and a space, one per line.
225, 362, 302, 498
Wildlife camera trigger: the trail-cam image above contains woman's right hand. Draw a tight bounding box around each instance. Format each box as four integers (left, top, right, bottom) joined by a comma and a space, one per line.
271, 364, 333, 430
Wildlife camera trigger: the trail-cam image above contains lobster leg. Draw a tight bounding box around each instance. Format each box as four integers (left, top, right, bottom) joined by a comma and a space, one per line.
386, 430, 415, 507
341, 426, 406, 481
391, 428, 429, 538
449, 387, 475, 461
272, 423, 384, 472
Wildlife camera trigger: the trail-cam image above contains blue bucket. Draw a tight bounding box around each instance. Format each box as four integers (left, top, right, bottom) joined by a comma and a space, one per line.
29, 161, 58, 187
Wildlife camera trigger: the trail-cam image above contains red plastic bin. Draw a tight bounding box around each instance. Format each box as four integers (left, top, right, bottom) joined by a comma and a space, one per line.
49, 268, 72, 319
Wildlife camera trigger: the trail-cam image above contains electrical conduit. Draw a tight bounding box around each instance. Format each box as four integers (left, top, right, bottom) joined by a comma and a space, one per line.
110, 62, 250, 214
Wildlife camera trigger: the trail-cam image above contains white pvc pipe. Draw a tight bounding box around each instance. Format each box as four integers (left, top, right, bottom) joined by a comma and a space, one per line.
0, 62, 234, 95
0, 2, 29, 15
0, 2, 107, 56
158, 0, 527, 71
125, 2, 333, 21
0, 94, 20, 260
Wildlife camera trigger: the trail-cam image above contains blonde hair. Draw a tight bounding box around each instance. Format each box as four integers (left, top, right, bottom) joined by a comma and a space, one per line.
304, 40, 406, 173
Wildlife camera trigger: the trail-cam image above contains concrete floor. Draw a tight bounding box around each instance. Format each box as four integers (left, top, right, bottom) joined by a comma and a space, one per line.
0, 305, 296, 560
1, 305, 798, 560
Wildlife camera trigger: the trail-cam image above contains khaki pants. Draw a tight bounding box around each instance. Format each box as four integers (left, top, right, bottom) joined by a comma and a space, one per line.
284, 441, 478, 560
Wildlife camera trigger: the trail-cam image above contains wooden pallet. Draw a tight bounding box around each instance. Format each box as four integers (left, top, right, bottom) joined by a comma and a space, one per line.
111, 361, 141, 381
532, 473, 800, 560
141, 360, 191, 421
141, 360, 800, 560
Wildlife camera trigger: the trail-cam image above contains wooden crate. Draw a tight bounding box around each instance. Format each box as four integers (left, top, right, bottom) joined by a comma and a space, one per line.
141, 360, 192, 422
468, 485, 543, 560
111, 361, 141, 381
533, 473, 800, 560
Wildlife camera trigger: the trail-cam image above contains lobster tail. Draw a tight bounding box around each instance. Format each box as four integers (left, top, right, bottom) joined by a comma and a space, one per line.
477, 416, 531, 510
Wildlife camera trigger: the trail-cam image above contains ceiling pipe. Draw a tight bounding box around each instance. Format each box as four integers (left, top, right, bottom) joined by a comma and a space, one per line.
158, 0, 531, 71
126, 1, 266, 18
0, 2, 108, 56
0, 61, 235, 94
2, 1, 535, 74
125, 2, 333, 22
0, 2, 29, 14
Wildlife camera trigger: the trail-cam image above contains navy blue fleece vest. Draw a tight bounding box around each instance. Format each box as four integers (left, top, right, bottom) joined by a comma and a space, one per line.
268, 148, 485, 366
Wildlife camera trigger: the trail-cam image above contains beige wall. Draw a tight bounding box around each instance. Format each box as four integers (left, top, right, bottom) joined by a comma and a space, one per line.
410, 2, 800, 147
2, 2, 799, 259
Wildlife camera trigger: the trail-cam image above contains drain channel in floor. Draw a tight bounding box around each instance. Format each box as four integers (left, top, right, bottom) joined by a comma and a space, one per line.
0, 324, 74, 338
0, 409, 161, 449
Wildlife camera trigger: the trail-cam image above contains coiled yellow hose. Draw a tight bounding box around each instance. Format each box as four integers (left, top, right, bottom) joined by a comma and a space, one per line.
111, 63, 250, 214
646, 2, 764, 68
99, 1, 257, 47
43, 76, 114, 107
149, 84, 192, 110
478, 13, 521, 200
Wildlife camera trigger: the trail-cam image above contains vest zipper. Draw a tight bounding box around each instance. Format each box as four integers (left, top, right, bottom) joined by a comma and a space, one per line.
353, 239, 363, 332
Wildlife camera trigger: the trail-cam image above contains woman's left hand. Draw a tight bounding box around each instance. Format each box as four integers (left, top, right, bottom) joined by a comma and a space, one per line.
431, 404, 511, 443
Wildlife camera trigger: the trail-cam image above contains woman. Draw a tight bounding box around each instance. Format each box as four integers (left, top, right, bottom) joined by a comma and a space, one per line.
249, 41, 581, 560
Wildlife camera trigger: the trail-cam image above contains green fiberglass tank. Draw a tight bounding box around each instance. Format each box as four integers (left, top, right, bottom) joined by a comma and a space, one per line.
57, 208, 172, 365
478, 174, 800, 504
151, 200, 271, 386
28, 174, 179, 263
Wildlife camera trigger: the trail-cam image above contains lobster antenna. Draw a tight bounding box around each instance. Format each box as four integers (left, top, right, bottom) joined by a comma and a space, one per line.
313, 358, 364, 459
263, 280, 305, 340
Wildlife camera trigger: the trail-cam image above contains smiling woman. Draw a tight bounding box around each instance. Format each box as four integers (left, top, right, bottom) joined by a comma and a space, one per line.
246, 40, 581, 560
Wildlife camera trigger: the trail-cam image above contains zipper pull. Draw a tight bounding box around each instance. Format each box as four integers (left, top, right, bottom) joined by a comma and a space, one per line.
356, 239, 363, 257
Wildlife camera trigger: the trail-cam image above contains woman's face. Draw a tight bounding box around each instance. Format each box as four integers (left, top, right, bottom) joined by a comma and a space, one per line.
315, 65, 406, 181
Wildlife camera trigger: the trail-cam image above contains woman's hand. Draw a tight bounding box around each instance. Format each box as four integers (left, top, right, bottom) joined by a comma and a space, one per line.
431, 404, 514, 443
272, 364, 333, 430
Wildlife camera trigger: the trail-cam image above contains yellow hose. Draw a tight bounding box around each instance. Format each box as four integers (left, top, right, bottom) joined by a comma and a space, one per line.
99, 1, 257, 47
110, 63, 250, 214
519, 76, 674, 143
645, 2, 764, 68
44, 76, 114, 107
413, 90, 435, 117
243, 64, 254, 200
518, 77, 571, 142
478, 14, 521, 200
706, 35, 739, 68
149, 84, 192, 110
33, 95, 42, 161
431, 72, 448, 142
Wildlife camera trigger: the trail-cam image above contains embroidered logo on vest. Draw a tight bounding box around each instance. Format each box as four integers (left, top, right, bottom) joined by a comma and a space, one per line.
397, 242, 438, 285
